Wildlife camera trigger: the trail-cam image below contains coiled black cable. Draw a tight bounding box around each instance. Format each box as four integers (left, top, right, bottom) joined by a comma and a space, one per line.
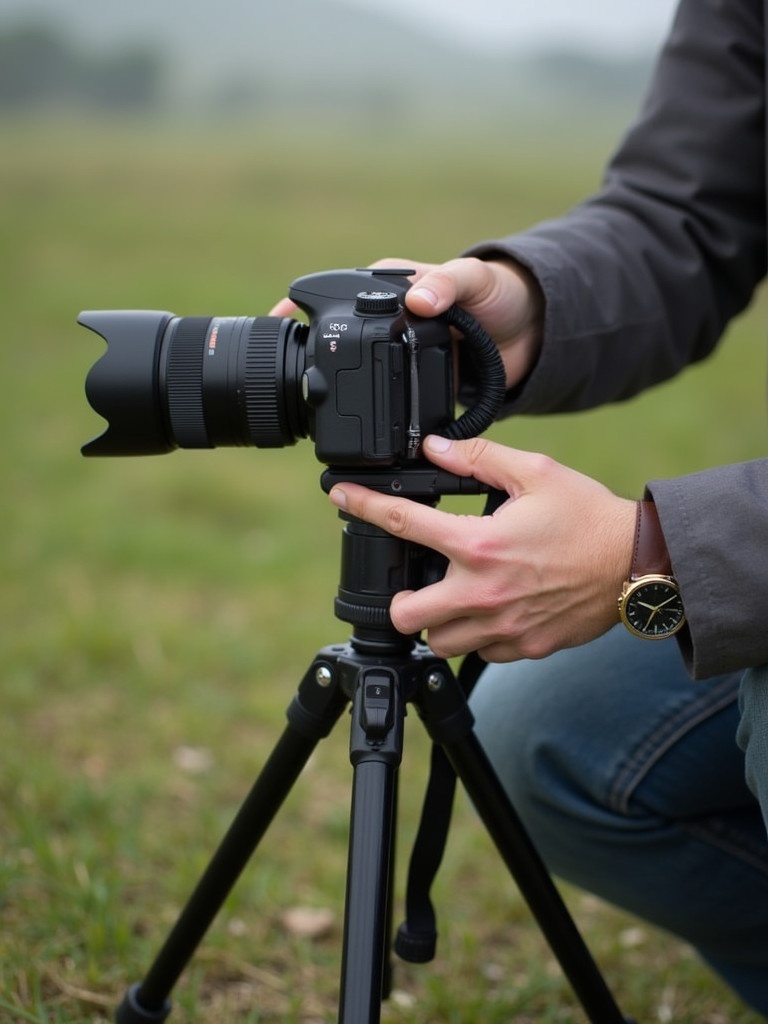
437, 304, 507, 440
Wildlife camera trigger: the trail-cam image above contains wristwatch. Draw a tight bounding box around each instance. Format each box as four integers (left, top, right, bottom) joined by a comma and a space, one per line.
618, 501, 686, 640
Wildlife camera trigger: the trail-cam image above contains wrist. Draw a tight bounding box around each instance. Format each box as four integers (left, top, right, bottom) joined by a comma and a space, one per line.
493, 258, 544, 388
610, 497, 640, 599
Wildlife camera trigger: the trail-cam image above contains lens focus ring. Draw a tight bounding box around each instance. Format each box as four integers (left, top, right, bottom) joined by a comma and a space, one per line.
166, 317, 212, 447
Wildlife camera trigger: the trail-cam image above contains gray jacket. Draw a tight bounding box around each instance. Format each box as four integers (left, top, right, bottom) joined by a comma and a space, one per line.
468, 0, 767, 679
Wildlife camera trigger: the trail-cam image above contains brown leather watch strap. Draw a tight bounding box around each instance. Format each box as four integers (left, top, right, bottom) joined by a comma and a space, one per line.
631, 500, 673, 579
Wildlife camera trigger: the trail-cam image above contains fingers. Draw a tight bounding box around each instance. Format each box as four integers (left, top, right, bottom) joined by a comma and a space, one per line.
419, 434, 549, 499
388, 581, 462, 639
420, 434, 510, 489
328, 480, 464, 558
327, 437, 545, 538
268, 297, 299, 317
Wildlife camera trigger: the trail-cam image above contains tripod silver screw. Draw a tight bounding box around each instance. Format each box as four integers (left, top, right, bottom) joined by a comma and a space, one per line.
315, 665, 333, 688
426, 671, 445, 692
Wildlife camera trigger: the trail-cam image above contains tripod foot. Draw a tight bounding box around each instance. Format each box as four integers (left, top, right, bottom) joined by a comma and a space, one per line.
115, 984, 172, 1024
393, 922, 437, 964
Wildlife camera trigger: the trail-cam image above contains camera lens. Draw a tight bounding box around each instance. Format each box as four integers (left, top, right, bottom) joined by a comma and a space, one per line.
80, 310, 308, 456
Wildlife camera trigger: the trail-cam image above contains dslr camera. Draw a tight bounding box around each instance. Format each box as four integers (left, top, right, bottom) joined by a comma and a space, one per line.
80, 267, 504, 494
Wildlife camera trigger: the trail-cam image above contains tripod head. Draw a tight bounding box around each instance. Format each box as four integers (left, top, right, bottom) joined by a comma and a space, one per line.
326, 468, 489, 653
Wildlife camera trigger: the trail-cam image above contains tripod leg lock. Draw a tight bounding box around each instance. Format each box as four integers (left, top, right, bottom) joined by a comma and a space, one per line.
115, 984, 172, 1024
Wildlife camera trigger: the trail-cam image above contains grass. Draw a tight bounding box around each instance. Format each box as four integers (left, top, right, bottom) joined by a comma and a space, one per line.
1, 111, 766, 1023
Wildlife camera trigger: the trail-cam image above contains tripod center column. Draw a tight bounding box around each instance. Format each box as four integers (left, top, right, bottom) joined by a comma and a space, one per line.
334, 512, 435, 650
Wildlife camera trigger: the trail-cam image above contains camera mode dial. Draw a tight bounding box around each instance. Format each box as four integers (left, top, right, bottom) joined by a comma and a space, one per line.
354, 291, 400, 316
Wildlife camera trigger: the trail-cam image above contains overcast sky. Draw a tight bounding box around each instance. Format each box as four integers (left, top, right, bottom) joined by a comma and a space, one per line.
0, 0, 681, 56
346, 0, 680, 53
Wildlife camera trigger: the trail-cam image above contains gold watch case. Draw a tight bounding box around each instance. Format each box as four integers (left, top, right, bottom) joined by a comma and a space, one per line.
618, 574, 686, 640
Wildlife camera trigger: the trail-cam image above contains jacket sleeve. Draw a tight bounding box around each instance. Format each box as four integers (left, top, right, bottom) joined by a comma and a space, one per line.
648, 463, 768, 678
467, 0, 766, 416
465, 0, 768, 677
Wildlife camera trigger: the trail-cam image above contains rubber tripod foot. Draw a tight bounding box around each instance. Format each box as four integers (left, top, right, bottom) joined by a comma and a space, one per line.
115, 983, 172, 1024
394, 922, 437, 964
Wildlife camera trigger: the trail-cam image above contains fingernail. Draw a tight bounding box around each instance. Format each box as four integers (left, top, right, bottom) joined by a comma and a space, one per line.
409, 286, 439, 309
329, 486, 348, 510
425, 434, 452, 453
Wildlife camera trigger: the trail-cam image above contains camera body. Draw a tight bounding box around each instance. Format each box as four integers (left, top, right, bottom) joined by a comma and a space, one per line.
80, 268, 453, 470
290, 269, 452, 466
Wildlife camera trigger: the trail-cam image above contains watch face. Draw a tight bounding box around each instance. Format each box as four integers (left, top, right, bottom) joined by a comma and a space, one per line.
622, 578, 685, 639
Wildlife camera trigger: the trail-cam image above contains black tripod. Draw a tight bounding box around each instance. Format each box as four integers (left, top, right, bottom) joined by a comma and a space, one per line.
115, 497, 636, 1024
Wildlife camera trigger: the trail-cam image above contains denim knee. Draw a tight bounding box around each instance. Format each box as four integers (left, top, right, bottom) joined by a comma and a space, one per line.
468, 633, 768, 1014
737, 664, 768, 835
468, 627, 712, 856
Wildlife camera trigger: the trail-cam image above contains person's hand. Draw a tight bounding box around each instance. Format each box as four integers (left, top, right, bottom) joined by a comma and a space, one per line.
328, 435, 637, 663
269, 256, 544, 390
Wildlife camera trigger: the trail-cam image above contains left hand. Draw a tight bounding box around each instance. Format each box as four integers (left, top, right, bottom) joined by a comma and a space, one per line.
328, 435, 637, 662
270, 255, 544, 391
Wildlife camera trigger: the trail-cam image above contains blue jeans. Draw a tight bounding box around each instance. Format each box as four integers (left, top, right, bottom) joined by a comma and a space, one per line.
469, 626, 768, 1016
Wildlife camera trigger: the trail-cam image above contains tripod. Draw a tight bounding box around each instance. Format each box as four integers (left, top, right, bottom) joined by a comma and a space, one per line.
114, 502, 636, 1024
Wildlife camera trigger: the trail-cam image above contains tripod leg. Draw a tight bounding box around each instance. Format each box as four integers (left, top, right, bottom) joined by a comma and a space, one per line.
417, 664, 631, 1024
338, 666, 404, 1024
116, 655, 348, 1024
382, 770, 398, 1001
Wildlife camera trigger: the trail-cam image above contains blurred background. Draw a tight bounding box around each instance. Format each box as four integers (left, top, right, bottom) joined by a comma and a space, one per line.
2, 1, 766, 1022
0, 0, 676, 120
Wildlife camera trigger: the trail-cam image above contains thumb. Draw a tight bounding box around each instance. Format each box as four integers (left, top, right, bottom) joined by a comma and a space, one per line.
404, 257, 503, 319
406, 277, 456, 317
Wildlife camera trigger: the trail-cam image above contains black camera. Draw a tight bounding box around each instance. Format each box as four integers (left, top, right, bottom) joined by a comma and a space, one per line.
80, 267, 505, 491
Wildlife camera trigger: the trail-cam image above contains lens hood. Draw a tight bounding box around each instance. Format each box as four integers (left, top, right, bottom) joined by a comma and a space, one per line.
80, 310, 176, 455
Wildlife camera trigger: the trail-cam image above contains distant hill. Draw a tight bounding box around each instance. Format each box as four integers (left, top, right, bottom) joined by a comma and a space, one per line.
0, 0, 655, 122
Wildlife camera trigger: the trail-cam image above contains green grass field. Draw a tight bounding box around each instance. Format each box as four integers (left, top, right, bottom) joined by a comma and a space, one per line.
1, 114, 766, 1023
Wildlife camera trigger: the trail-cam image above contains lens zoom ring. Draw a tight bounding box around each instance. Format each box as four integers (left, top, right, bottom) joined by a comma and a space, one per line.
245, 320, 285, 447
167, 317, 211, 447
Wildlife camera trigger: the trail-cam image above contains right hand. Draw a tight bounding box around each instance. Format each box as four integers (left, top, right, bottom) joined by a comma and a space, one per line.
328, 434, 636, 662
